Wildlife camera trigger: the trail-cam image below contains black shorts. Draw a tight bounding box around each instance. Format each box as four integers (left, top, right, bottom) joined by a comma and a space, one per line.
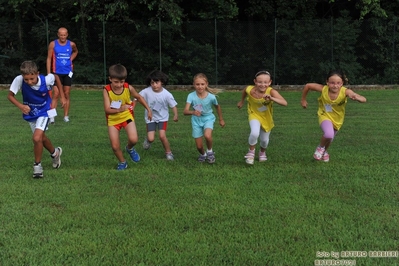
55, 74, 72, 87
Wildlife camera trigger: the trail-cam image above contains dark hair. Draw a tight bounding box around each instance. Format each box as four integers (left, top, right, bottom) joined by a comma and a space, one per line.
255, 70, 272, 79
108, 64, 127, 80
326, 70, 348, 85
145, 70, 168, 86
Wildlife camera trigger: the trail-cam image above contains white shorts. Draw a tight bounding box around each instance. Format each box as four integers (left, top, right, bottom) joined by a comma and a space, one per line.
28, 116, 49, 133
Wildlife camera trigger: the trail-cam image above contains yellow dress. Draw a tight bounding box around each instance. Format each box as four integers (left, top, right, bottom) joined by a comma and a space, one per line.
246, 85, 274, 132
317, 85, 347, 130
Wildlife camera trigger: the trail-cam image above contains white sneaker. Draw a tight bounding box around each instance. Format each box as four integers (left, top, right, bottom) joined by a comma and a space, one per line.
63, 116, 69, 122
322, 151, 330, 162
143, 139, 151, 150
259, 151, 267, 162
50, 117, 55, 124
166, 153, 174, 160
51, 147, 62, 168
245, 157, 254, 165
245, 150, 255, 165
313, 146, 325, 161
33, 164, 43, 178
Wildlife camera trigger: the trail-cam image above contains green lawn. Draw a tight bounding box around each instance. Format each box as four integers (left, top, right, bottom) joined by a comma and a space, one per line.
0, 88, 398, 265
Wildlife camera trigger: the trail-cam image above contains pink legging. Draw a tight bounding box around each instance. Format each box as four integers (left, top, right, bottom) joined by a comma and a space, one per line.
321, 120, 338, 140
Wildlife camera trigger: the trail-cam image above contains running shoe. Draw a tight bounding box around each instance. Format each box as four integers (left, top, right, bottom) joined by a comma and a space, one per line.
313, 146, 325, 161
322, 151, 330, 162
117, 161, 128, 170
51, 147, 62, 169
259, 151, 267, 162
126, 146, 140, 162
33, 163, 43, 178
166, 153, 174, 161
143, 139, 151, 150
207, 151, 215, 164
245, 150, 255, 165
198, 154, 207, 162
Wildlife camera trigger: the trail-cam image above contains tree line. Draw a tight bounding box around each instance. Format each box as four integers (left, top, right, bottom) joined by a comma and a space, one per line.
1, 0, 398, 85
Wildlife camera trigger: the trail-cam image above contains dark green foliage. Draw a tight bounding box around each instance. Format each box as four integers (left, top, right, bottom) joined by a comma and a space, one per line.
0, 1, 398, 85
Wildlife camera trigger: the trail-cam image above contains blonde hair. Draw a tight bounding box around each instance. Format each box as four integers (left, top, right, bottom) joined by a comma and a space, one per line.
193, 73, 224, 95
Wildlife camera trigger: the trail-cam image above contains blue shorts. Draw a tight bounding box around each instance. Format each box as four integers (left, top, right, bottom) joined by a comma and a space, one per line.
191, 114, 215, 138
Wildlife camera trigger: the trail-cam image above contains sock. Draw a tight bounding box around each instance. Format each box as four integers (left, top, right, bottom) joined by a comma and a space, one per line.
207, 149, 213, 153
34, 162, 41, 166
51, 149, 57, 157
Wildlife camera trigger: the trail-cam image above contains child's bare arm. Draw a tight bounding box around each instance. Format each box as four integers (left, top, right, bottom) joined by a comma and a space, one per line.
129, 85, 152, 120
301, 83, 323, 108
346, 89, 367, 103
7, 91, 30, 115
237, 86, 248, 109
171, 106, 178, 122
268, 89, 287, 106
215, 104, 225, 127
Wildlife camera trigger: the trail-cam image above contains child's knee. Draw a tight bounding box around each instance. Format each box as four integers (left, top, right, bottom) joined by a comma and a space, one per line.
323, 133, 335, 140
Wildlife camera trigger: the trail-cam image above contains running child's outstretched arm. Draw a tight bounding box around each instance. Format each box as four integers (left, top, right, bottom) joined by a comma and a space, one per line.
301, 83, 323, 109
214, 104, 225, 127
8, 91, 30, 115
183, 102, 201, 116
346, 89, 367, 103
267, 89, 288, 106
171, 106, 178, 122
237, 86, 248, 109
129, 85, 152, 121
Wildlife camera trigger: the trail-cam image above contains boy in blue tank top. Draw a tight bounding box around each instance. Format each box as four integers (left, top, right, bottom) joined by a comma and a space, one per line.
8, 61, 63, 178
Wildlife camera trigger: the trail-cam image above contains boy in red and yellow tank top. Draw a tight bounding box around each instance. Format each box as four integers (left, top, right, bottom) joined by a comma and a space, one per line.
103, 64, 152, 170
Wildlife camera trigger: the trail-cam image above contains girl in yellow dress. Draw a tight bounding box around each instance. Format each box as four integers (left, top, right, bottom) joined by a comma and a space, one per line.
237, 71, 288, 165
301, 70, 367, 162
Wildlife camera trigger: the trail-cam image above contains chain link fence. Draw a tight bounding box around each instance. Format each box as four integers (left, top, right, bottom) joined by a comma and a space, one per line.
0, 18, 398, 85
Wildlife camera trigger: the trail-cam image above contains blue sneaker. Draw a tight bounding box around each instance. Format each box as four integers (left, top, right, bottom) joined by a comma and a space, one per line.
207, 151, 215, 164
126, 146, 140, 162
117, 161, 128, 170
198, 153, 207, 162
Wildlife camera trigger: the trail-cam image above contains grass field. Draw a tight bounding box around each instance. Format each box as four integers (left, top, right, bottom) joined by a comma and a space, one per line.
0, 88, 398, 265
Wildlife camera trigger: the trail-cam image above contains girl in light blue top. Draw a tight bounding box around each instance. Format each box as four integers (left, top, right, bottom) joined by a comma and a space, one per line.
183, 73, 225, 164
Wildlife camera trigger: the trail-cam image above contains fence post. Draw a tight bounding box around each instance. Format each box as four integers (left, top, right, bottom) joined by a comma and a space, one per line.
215, 18, 218, 85
392, 17, 397, 84
273, 18, 277, 85
46, 19, 49, 47
331, 17, 334, 66
103, 20, 107, 84
159, 18, 162, 71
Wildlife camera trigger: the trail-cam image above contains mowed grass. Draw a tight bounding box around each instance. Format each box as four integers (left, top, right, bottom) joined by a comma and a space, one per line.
0, 88, 398, 266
